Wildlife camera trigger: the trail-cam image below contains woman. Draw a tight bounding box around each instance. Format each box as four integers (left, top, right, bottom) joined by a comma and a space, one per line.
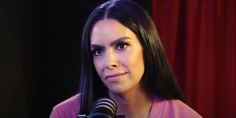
50, 0, 202, 118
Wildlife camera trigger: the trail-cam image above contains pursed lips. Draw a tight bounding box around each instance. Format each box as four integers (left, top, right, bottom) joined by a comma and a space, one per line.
105, 72, 128, 80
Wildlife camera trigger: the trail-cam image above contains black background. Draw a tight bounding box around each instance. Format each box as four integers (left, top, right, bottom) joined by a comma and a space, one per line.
0, 0, 150, 118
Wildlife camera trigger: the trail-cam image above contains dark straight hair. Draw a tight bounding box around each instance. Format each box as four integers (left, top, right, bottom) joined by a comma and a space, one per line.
79, 0, 184, 115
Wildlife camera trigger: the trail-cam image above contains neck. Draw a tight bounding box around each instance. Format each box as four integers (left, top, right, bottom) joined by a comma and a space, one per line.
109, 87, 152, 118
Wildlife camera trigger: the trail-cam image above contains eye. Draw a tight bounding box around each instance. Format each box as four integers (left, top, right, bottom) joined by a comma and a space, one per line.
116, 42, 129, 50
91, 48, 104, 56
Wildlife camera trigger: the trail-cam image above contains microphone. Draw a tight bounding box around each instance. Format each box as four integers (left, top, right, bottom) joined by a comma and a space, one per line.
78, 98, 125, 118
89, 98, 117, 118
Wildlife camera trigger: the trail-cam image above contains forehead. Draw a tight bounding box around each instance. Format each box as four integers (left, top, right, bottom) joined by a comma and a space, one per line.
90, 19, 137, 44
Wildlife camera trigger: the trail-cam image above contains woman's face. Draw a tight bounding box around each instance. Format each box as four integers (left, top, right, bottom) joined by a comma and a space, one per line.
90, 19, 145, 94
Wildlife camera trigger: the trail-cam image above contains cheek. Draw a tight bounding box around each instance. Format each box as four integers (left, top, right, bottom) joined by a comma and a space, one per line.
93, 59, 102, 76
132, 55, 145, 74
122, 50, 145, 75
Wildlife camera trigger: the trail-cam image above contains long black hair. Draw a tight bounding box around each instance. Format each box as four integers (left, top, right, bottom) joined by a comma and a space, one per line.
79, 0, 184, 115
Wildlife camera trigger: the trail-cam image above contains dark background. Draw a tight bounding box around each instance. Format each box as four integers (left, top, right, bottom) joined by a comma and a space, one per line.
0, 0, 150, 118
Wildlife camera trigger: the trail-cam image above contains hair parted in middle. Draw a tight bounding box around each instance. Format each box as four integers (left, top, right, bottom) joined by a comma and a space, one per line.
79, 0, 184, 114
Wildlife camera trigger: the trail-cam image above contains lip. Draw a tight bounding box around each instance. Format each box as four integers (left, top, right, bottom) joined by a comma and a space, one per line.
105, 72, 128, 80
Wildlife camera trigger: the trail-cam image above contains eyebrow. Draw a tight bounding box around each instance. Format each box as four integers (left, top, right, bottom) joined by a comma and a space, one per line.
90, 36, 131, 50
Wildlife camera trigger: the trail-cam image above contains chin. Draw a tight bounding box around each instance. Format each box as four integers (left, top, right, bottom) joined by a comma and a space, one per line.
108, 87, 126, 94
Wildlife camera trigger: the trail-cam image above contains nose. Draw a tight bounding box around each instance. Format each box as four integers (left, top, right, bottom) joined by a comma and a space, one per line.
104, 49, 118, 69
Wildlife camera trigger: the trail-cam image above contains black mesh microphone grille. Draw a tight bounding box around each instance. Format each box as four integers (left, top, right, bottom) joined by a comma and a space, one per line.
89, 98, 117, 118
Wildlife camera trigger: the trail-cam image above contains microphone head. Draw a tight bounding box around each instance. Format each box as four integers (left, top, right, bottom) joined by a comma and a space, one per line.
88, 98, 117, 118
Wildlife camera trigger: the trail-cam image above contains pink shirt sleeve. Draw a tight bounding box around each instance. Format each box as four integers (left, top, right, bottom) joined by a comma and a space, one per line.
49, 94, 80, 118
149, 98, 202, 118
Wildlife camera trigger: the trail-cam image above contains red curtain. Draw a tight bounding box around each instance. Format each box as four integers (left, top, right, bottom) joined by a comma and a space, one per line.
152, 0, 236, 117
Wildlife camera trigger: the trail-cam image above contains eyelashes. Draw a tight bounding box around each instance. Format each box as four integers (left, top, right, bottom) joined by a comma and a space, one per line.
91, 47, 104, 56
116, 42, 129, 50
91, 42, 129, 56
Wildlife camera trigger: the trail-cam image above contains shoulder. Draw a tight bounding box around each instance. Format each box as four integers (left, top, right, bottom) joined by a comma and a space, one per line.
49, 94, 80, 118
149, 98, 202, 118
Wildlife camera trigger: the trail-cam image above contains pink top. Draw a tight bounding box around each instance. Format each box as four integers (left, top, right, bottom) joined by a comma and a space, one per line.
50, 94, 202, 118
